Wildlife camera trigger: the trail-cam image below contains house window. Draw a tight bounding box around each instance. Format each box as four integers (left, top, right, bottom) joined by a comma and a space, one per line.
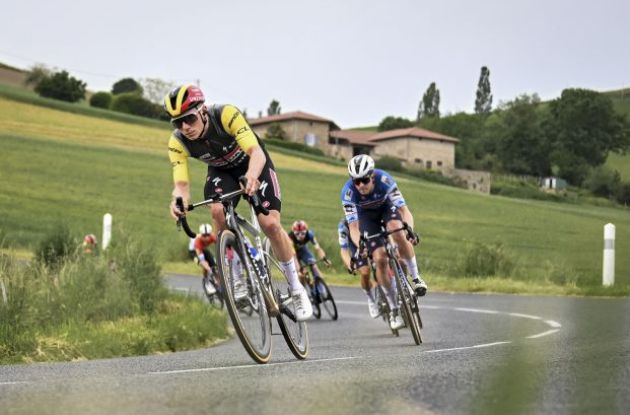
426, 161, 432, 169
437, 161, 443, 167
304, 134, 318, 147
415, 158, 423, 165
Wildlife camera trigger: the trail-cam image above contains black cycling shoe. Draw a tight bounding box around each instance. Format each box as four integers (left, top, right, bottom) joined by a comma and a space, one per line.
413, 278, 428, 297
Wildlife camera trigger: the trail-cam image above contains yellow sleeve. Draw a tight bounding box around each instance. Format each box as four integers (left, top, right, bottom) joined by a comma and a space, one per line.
220, 105, 258, 152
168, 135, 190, 183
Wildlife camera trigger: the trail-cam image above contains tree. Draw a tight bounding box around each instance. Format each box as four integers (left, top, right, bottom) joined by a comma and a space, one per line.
111, 92, 162, 118
267, 99, 281, 116
417, 82, 440, 120
494, 94, 551, 176
140, 78, 177, 104
545, 88, 630, 185
378, 116, 413, 131
264, 123, 287, 140
112, 77, 143, 95
34, 70, 86, 102
474, 66, 493, 114
24, 63, 52, 87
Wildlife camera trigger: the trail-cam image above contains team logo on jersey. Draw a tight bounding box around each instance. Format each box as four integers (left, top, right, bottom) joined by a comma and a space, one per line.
344, 189, 352, 201
212, 177, 222, 186
259, 180, 269, 197
381, 175, 391, 185
237, 126, 249, 134
215, 187, 223, 193
262, 201, 270, 208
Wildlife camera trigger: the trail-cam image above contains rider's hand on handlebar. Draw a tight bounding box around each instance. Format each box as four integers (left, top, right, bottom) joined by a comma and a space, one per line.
322, 256, 333, 267
242, 173, 260, 196
407, 229, 421, 246
170, 199, 185, 220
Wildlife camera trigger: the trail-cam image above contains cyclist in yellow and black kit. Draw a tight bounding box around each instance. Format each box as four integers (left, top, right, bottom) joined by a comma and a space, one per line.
166, 84, 312, 321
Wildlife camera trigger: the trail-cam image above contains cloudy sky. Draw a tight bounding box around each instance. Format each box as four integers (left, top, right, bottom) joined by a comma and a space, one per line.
1, 0, 628, 127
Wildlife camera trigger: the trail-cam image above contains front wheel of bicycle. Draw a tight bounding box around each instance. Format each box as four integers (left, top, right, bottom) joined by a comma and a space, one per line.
392, 259, 422, 345
263, 240, 309, 359
314, 278, 338, 321
217, 230, 272, 363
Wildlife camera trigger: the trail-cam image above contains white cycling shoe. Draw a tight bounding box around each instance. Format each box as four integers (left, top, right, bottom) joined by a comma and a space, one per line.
204, 279, 217, 295
232, 279, 249, 300
291, 286, 313, 321
367, 298, 380, 319
390, 310, 404, 330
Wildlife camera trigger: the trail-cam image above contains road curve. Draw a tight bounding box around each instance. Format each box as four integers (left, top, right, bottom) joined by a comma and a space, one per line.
1, 275, 629, 415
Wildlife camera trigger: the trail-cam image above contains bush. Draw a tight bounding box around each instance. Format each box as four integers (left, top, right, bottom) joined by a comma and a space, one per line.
35, 70, 86, 103
616, 182, 630, 205
264, 137, 325, 156
111, 92, 162, 118
34, 223, 77, 269
456, 242, 515, 277
89, 91, 113, 109
376, 156, 403, 172
583, 167, 621, 199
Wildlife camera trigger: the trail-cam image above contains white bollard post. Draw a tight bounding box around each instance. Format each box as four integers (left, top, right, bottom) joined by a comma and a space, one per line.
603, 223, 615, 287
102, 213, 113, 250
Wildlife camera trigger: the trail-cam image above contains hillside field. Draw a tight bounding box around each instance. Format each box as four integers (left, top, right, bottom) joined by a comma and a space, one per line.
1, 96, 629, 293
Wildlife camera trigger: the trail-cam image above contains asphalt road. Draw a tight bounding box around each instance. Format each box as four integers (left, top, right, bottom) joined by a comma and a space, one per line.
1, 275, 629, 415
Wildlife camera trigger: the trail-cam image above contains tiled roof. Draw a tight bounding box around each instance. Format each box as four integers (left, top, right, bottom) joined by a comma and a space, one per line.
329, 130, 377, 146
248, 111, 340, 129
369, 127, 459, 143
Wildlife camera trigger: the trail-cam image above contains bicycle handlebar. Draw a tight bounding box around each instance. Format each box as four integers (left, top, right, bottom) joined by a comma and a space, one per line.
174, 176, 269, 238
354, 222, 416, 261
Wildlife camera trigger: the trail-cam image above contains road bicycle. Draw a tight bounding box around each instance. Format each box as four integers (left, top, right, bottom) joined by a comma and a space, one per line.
298, 260, 338, 321
175, 180, 308, 363
359, 223, 423, 345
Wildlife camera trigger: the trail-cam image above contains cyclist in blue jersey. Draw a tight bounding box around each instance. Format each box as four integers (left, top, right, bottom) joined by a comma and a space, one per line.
338, 218, 380, 318
289, 220, 332, 286
340, 154, 427, 330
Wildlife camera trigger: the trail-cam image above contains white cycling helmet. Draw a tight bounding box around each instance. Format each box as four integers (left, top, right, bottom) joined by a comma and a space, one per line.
348, 154, 375, 178
199, 223, 213, 235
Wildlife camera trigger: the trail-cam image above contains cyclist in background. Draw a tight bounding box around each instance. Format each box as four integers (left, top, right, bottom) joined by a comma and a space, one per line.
82, 234, 98, 255
340, 154, 427, 330
288, 220, 332, 289
193, 223, 219, 295
338, 218, 380, 319
166, 84, 312, 320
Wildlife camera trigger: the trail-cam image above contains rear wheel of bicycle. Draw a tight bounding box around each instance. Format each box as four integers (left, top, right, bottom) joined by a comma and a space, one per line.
315, 278, 338, 320
263, 240, 309, 359
392, 259, 422, 345
217, 230, 272, 363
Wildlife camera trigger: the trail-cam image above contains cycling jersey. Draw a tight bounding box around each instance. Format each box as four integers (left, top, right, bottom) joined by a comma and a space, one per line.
340, 169, 406, 224
194, 233, 217, 251
168, 104, 261, 182
289, 230, 316, 250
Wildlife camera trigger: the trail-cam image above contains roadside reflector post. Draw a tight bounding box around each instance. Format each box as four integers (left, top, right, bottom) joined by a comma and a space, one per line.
103, 213, 113, 250
603, 223, 615, 287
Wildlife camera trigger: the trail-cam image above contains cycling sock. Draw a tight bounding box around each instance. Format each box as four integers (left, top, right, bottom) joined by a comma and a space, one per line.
364, 288, 375, 302
383, 286, 397, 311
280, 259, 301, 291
404, 257, 420, 280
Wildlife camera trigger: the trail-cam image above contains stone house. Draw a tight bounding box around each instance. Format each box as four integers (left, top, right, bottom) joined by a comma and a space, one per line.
248, 111, 340, 155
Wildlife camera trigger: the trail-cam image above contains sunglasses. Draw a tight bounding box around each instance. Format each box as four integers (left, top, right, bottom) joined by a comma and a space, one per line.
171, 112, 199, 129
353, 176, 372, 186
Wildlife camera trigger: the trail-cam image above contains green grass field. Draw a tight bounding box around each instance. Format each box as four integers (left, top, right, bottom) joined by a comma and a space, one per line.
1, 96, 629, 294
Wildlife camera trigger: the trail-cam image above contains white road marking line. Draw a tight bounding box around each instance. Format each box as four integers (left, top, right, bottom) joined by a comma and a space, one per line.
454, 307, 499, 314
509, 313, 542, 320
425, 341, 512, 353
527, 329, 560, 339
545, 320, 562, 328
0, 381, 30, 386
149, 356, 360, 375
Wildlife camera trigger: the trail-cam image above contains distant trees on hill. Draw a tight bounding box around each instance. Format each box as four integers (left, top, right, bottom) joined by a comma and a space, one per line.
475, 66, 493, 115
34, 70, 86, 103
417, 82, 440, 120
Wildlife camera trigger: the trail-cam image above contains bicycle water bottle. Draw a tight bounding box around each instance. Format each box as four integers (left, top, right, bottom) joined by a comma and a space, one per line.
245, 240, 265, 274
